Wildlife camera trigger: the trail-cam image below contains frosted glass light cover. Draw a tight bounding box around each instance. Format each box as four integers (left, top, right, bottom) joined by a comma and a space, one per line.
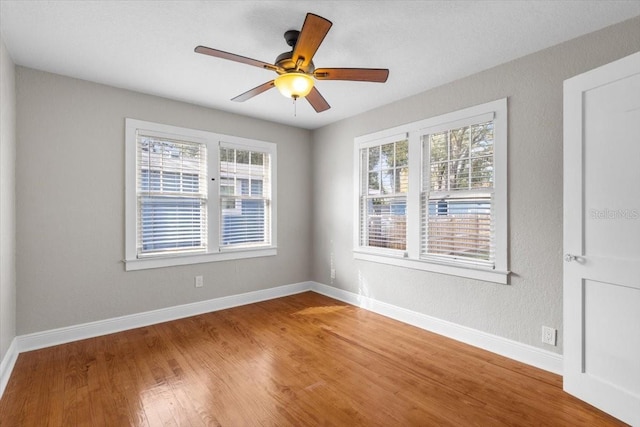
274, 73, 314, 99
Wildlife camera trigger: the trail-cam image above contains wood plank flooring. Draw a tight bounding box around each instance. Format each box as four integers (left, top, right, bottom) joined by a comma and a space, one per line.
0, 292, 626, 426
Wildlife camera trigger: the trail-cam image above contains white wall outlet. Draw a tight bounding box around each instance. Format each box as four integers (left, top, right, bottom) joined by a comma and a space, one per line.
542, 326, 557, 346
195, 275, 204, 288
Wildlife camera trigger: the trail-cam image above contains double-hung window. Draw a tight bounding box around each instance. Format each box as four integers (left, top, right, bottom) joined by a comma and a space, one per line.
136, 136, 208, 256
359, 137, 409, 251
421, 116, 495, 267
354, 99, 508, 283
219, 144, 272, 246
125, 119, 277, 271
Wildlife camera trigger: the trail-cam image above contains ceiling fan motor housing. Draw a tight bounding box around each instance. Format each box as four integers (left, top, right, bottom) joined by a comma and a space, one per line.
276, 30, 314, 74
275, 51, 315, 74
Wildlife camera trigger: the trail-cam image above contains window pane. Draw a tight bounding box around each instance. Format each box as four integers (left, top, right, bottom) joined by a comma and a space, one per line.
429, 132, 448, 163
425, 196, 493, 263
220, 178, 236, 210
449, 127, 470, 161
396, 140, 409, 167
471, 156, 494, 188
220, 147, 232, 162
471, 122, 494, 157
221, 199, 267, 245
140, 170, 160, 191
450, 158, 470, 190
368, 172, 380, 195
368, 146, 380, 171
163, 172, 180, 192
251, 179, 263, 196
430, 162, 448, 191
251, 151, 264, 165
236, 150, 250, 164
381, 143, 395, 169
140, 197, 205, 252
182, 173, 199, 193
395, 167, 408, 193
365, 197, 406, 250
381, 168, 394, 194
220, 178, 234, 195
240, 178, 249, 196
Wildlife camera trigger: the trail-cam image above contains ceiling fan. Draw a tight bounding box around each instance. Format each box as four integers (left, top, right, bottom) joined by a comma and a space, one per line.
195, 13, 389, 113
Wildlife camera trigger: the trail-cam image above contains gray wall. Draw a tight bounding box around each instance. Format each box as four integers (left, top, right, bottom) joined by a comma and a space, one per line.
16, 69, 313, 334
11, 17, 640, 354
311, 17, 640, 353
0, 35, 17, 360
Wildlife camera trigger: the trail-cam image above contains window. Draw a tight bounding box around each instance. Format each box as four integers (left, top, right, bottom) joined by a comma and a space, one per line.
137, 137, 207, 256
354, 99, 508, 284
422, 120, 494, 266
219, 145, 271, 246
359, 138, 409, 250
125, 119, 277, 271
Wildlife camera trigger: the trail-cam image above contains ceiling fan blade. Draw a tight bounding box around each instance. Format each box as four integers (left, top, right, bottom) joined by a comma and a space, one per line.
292, 13, 332, 69
314, 68, 389, 82
231, 80, 275, 102
195, 45, 279, 71
306, 87, 330, 113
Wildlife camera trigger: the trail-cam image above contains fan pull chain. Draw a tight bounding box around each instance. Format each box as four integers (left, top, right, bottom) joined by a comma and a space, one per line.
293, 96, 298, 117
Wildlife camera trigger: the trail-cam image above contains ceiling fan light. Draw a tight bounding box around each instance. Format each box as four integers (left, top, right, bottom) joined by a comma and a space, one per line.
274, 72, 314, 99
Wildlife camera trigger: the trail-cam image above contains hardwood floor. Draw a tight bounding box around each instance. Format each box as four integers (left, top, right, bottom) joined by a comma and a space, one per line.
0, 292, 625, 426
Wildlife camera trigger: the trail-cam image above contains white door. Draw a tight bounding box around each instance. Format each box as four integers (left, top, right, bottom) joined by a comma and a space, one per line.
563, 51, 640, 426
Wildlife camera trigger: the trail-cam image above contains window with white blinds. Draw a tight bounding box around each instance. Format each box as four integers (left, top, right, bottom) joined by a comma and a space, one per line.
354, 99, 507, 284
219, 145, 271, 248
125, 119, 277, 271
359, 139, 408, 251
422, 120, 495, 267
137, 135, 207, 257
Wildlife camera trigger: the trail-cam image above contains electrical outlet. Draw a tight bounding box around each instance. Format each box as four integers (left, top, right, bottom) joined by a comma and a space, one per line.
542, 326, 557, 346
195, 275, 204, 288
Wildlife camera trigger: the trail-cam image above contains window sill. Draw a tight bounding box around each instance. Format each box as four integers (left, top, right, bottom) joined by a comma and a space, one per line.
353, 250, 509, 284
125, 247, 277, 271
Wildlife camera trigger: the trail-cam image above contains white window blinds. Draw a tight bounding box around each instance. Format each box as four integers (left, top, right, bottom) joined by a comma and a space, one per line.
136, 134, 207, 257
421, 120, 495, 266
359, 139, 409, 251
219, 145, 271, 248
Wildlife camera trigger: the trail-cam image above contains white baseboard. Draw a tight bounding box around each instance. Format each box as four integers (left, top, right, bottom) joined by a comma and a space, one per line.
17, 281, 313, 353
0, 338, 19, 398
1, 279, 562, 402
310, 282, 563, 375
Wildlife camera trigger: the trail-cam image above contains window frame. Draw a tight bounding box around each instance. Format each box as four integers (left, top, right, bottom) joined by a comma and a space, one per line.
125, 119, 277, 271
353, 99, 508, 284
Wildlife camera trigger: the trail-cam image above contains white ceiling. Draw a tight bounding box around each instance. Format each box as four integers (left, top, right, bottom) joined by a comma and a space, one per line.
1, 1, 639, 130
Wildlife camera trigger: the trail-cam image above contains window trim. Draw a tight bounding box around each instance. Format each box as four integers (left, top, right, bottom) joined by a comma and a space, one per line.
125, 119, 277, 271
353, 99, 508, 284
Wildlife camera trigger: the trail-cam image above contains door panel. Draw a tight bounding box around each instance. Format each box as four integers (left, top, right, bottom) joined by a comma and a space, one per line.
584, 279, 640, 396
563, 51, 640, 426
583, 74, 640, 259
